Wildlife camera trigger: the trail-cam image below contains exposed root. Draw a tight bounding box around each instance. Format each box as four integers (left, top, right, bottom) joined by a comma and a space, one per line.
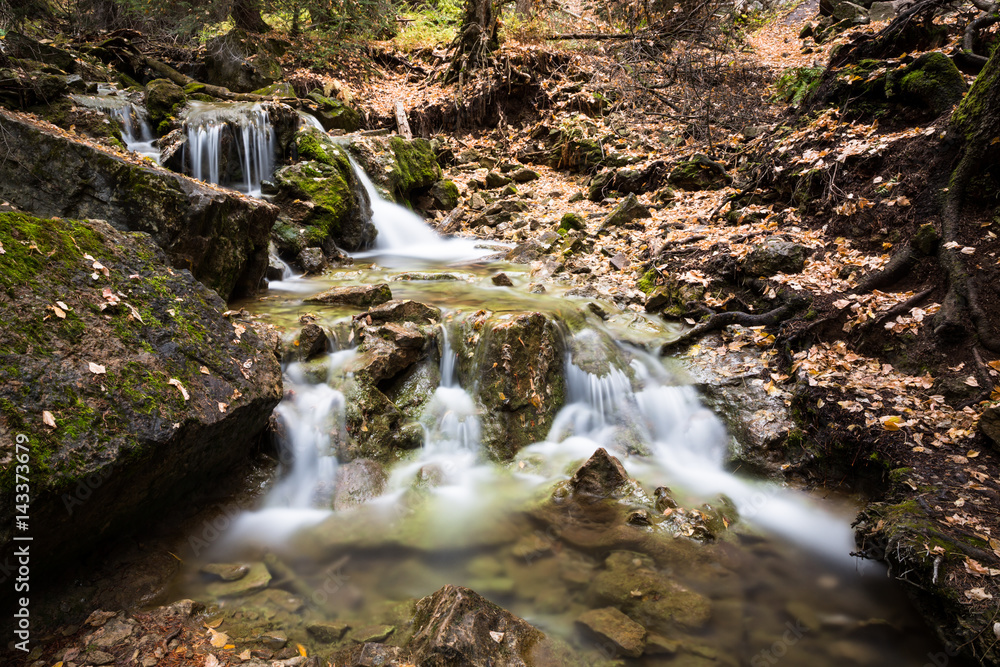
659, 297, 808, 355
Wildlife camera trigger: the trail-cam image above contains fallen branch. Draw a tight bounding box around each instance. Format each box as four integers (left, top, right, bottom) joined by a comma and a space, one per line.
855, 288, 933, 338
144, 57, 280, 102
659, 298, 807, 354
545, 33, 634, 40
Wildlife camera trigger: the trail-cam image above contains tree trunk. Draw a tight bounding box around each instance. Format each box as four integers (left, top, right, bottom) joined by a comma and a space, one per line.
935, 47, 1000, 351
232, 0, 271, 33
444, 0, 501, 83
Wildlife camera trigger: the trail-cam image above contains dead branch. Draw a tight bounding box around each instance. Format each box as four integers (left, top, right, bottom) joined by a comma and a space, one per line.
659, 297, 808, 354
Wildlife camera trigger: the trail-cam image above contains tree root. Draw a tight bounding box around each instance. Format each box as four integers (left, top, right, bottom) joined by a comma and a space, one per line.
659, 297, 808, 355
851, 246, 916, 294
854, 288, 933, 340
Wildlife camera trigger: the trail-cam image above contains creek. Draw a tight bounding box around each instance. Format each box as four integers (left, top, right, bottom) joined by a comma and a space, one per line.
94, 102, 952, 665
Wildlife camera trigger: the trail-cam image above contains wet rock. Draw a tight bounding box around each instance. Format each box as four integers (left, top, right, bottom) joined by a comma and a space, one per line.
393, 272, 460, 282
292, 322, 329, 361
0, 110, 277, 299
576, 607, 646, 658
201, 563, 250, 581
306, 89, 361, 132
267, 255, 288, 281
362, 299, 442, 325
492, 272, 514, 287
743, 238, 807, 276
207, 561, 271, 597
468, 311, 566, 459
485, 171, 512, 188
334, 460, 388, 510
337, 643, 406, 667
0, 214, 282, 573
260, 630, 289, 650
145, 78, 186, 133
602, 193, 651, 229
644, 287, 671, 313
408, 585, 544, 667
512, 167, 540, 183
305, 284, 393, 308
307, 621, 350, 643
528, 283, 547, 294
352, 624, 395, 643
668, 154, 732, 191
354, 322, 429, 383
347, 136, 442, 207
570, 448, 632, 499
297, 247, 329, 275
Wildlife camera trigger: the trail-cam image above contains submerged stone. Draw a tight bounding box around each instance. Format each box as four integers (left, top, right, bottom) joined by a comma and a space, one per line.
207, 562, 271, 598
575, 607, 646, 658
201, 563, 250, 582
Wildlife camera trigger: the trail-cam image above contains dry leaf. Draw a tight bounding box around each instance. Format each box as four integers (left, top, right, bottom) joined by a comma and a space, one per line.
205, 655, 220, 667
42, 410, 56, 428
489, 631, 505, 643
297, 644, 308, 657
218, 402, 228, 413
52, 305, 66, 319
965, 376, 980, 388
968, 450, 981, 458
168, 378, 190, 401
208, 628, 229, 648
88, 362, 106, 375
965, 587, 994, 601
200, 366, 211, 375
880, 415, 903, 431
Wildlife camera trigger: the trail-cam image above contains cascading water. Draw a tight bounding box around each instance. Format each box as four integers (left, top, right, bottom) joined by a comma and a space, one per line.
70, 91, 160, 162
184, 101, 275, 197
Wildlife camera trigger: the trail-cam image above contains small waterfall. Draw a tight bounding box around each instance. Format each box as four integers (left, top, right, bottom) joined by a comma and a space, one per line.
70, 92, 160, 162
420, 325, 481, 455
346, 157, 500, 265
184, 101, 275, 197
297, 111, 326, 132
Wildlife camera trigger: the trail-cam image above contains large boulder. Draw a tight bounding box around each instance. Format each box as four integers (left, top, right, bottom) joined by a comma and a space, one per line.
459, 311, 566, 460
408, 585, 545, 667
145, 78, 187, 135
306, 90, 361, 132
0, 109, 276, 300
275, 128, 375, 254
0, 213, 282, 572
203, 30, 283, 94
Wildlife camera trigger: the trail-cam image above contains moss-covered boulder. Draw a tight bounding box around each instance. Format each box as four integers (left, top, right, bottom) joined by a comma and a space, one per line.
428, 180, 459, 210
306, 90, 361, 132
0, 213, 282, 573
457, 311, 566, 460
668, 154, 732, 191
347, 135, 443, 207
203, 29, 283, 94
886, 52, 967, 116
0, 109, 276, 300
145, 78, 187, 135
275, 130, 375, 253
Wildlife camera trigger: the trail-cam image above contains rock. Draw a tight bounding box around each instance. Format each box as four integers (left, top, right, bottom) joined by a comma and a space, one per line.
833, 1, 867, 20
913, 223, 940, 256
352, 624, 395, 643
570, 448, 632, 499
408, 585, 544, 667
86, 610, 117, 627
307, 621, 350, 643
558, 212, 586, 232
201, 563, 250, 581
602, 193, 651, 229
207, 562, 271, 597
500, 183, 519, 197
644, 287, 671, 313
610, 253, 629, 271
588, 162, 670, 201
306, 90, 361, 132
253, 81, 297, 97
87, 650, 115, 665
528, 283, 547, 294
305, 284, 393, 308
337, 643, 406, 667
511, 167, 540, 183
348, 136, 442, 206
204, 30, 283, 93
0, 109, 276, 300
353, 322, 428, 383
485, 171, 513, 189
469, 192, 487, 210
576, 607, 646, 658
260, 630, 289, 650
492, 272, 514, 287
668, 154, 732, 191
428, 180, 460, 210
297, 247, 329, 275
468, 312, 566, 459
293, 323, 329, 361
869, 0, 895, 20
886, 52, 967, 116
980, 405, 1000, 449
334, 460, 388, 510
276, 129, 376, 253
744, 238, 807, 276
0, 213, 282, 574
145, 78, 186, 134
88, 618, 134, 647
363, 299, 442, 325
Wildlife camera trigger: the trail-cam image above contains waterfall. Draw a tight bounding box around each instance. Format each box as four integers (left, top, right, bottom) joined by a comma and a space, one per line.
70, 92, 160, 162
184, 101, 275, 197
420, 325, 481, 456
345, 157, 501, 265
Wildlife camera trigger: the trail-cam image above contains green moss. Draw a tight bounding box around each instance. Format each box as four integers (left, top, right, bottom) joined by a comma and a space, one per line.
637, 268, 658, 295
558, 212, 585, 233
775, 67, 824, 107
388, 136, 442, 199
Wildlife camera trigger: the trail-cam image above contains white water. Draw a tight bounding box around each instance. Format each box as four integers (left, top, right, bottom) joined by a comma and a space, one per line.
347, 158, 502, 265
184, 101, 275, 197
70, 92, 160, 162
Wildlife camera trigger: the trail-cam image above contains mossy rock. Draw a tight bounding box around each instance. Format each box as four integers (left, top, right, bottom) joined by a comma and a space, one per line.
667, 155, 731, 191
347, 135, 442, 207
306, 90, 361, 132
428, 180, 459, 210
253, 81, 296, 98
145, 78, 187, 136
886, 52, 966, 116
204, 29, 283, 94
558, 212, 585, 232
0, 213, 282, 574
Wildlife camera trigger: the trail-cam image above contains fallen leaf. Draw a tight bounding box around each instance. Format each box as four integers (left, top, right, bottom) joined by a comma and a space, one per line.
204, 618, 224, 629
168, 378, 190, 401
965, 587, 994, 601
51, 305, 66, 319
42, 410, 56, 428
200, 366, 211, 375
968, 450, 981, 458
88, 362, 106, 375
57, 300, 69, 311
965, 376, 980, 388
218, 402, 228, 413
880, 415, 904, 431
489, 631, 505, 643
208, 628, 230, 648
297, 644, 308, 657
205, 655, 221, 667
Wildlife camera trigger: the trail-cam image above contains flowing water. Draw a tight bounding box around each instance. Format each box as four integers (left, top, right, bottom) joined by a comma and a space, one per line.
184, 101, 276, 197
164, 126, 959, 665
70, 89, 160, 162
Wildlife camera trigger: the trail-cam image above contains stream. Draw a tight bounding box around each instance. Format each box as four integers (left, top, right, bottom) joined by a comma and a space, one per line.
86, 100, 955, 665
